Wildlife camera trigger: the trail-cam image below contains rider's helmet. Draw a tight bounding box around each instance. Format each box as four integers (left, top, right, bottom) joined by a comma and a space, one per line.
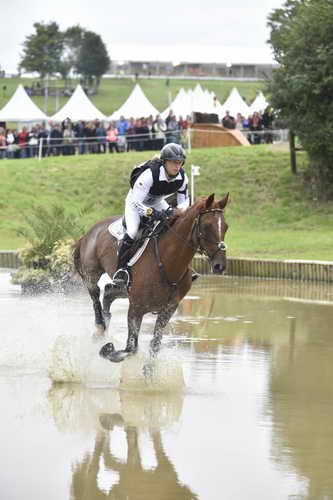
160, 143, 186, 166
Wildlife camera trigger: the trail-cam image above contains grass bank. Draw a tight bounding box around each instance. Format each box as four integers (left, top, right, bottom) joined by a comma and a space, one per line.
0, 145, 332, 260
0, 77, 266, 117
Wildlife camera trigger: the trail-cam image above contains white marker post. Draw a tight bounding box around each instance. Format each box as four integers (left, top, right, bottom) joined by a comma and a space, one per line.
191, 164, 201, 204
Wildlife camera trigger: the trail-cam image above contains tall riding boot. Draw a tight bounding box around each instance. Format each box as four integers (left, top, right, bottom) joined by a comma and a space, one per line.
112, 233, 134, 287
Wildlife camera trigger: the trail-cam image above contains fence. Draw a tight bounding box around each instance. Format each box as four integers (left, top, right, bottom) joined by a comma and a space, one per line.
192, 255, 333, 283
1, 250, 333, 283
0, 128, 290, 161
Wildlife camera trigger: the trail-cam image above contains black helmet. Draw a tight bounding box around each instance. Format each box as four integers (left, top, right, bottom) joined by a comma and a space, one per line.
160, 143, 186, 165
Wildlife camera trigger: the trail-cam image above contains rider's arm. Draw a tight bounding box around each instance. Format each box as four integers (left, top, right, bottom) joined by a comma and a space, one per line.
131, 169, 154, 216
176, 173, 190, 210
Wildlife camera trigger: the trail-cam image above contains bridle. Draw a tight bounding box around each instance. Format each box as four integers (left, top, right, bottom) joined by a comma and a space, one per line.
194, 208, 228, 259
151, 207, 227, 299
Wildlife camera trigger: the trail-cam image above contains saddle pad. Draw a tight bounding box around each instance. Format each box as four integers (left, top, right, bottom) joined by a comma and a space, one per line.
108, 219, 160, 267
108, 218, 124, 240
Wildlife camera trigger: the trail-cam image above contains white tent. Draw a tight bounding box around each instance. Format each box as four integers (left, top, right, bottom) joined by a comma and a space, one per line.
162, 85, 218, 118
219, 88, 250, 118
50, 85, 107, 122
249, 91, 269, 113
0, 84, 49, 122
161, 88, 191, 119
109, 84, 159, 120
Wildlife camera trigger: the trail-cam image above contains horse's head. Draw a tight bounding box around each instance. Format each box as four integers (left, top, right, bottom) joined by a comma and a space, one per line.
195, 193, 229, 274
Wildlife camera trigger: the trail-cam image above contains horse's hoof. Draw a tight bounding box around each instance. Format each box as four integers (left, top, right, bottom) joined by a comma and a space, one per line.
99, 342, 115, 358
99, 344, 128, 363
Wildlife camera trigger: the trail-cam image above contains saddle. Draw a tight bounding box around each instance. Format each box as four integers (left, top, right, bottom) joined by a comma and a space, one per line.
108, 217, 163, 267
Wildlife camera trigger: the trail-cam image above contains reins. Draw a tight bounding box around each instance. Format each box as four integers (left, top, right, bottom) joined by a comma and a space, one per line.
152, 208, 227, 298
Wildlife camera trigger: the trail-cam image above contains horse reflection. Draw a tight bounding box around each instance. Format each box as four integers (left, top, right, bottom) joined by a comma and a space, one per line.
48, 385, 197, 499
71, 415, 197, 499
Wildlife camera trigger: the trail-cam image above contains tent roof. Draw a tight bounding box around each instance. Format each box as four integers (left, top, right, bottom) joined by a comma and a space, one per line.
249, 91, 269, 113
0, 84, 49, 122
161, 88, 191, 119
50, 85, 107, 121
219, 87, 250, 118
109, 84, 159, 120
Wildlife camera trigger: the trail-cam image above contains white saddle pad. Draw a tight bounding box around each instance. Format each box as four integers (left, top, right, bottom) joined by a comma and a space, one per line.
108, 218, 160, 267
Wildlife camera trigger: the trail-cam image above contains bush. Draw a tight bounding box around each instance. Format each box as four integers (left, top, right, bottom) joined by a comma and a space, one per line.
12, 204, 86, 294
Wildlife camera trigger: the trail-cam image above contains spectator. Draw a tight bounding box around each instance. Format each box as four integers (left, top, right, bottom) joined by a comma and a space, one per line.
37, 125, 49, 157
28, 127, 39, 158
50, 124, 63, 156
249, 112, 263, 144
152, 114, 166, 150
134, 118, 149, 151
262, 107, 274, 144
126, 118, 136, 152
0, 127, 6, 159
85, 123, 97, 154
107, 123, 119, 153
95, 122, 107, 153
166, 114, 180, 144
222, 111, 236, 129
17, 127, 29, 158
116, 116, 129, 152
63, 126, 75, 156
74, 121, 86, 154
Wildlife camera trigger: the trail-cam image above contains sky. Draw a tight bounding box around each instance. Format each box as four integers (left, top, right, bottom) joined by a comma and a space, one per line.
1, 0, 285, 74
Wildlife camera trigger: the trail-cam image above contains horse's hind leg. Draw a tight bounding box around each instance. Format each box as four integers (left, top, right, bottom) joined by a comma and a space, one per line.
88, 283, 106, 336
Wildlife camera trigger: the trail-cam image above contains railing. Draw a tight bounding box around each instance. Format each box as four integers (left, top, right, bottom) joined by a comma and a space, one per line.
192, 255, 333, 283
0, 128, 290, 161
2, 250, 333, 283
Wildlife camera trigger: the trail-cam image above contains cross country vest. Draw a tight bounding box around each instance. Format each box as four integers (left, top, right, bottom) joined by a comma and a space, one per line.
130, 160, 186, 196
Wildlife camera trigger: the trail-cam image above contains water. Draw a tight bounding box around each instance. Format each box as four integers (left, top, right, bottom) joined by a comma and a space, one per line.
1, 269, 333, 500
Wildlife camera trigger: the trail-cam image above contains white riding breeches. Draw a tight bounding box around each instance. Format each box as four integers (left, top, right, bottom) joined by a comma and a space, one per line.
124, 191, 166, 239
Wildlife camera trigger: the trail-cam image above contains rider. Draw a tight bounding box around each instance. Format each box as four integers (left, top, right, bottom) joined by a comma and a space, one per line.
112, 142, 190, 286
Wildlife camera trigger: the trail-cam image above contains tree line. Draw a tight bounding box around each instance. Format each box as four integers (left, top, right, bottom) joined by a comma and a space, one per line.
267, 0, 333, 200
19, 22, 110, 87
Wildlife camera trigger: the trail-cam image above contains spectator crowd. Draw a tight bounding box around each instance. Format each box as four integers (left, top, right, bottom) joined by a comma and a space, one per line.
0, 107, 276, 160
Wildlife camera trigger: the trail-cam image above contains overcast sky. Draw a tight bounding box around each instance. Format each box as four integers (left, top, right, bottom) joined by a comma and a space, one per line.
1, 0, 285, 74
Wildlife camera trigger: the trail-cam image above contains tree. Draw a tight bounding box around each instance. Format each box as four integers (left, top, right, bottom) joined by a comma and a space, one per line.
19, 22, 64, 78
267, 0, 333, 199
75, 31, 110, 87
60, 25, 87, 80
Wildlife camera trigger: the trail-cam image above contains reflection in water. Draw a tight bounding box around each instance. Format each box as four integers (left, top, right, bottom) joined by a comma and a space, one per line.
268, 304, 333, 500
49, 384, 197, 499
2, 272, 333, 499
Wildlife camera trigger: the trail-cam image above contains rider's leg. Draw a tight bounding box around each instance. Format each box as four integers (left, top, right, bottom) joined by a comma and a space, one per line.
112, 202, 140, 286
111, 233, 134, 286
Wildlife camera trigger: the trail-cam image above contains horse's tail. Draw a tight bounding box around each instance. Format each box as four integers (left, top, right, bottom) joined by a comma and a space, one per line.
72, 238, 83, 278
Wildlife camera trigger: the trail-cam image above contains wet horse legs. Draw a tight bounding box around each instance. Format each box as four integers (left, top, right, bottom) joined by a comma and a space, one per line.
150, 304, 178, 356
88, 283, 106, 334
99, 305, 144, 362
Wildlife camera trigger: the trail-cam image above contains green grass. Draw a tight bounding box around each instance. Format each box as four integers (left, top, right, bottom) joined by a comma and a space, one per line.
0, 145, 332, 261
0, 76, 266, 117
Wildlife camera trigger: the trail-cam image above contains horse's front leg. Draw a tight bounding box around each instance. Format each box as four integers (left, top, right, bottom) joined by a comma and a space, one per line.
150, 304, 178, 356
99, 305, 143, 363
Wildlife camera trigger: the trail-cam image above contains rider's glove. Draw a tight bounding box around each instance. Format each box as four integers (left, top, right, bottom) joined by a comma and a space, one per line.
146, 207, 173, 221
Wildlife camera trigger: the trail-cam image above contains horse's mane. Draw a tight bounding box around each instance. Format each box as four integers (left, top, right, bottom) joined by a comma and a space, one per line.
172, 196, 209, 222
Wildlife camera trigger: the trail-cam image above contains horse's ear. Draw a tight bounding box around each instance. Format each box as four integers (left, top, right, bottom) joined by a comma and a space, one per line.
218, 192, 229, 209
205, 193, 215, 209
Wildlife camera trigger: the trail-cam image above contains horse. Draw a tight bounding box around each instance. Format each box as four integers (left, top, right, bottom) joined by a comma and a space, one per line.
73, 192, 229, 363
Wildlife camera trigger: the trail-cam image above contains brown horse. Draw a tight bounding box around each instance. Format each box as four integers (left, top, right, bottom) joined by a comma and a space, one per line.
73, 193, 229, 363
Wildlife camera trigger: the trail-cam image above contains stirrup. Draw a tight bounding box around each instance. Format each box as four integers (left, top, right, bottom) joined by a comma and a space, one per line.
111, 268, 130, 287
